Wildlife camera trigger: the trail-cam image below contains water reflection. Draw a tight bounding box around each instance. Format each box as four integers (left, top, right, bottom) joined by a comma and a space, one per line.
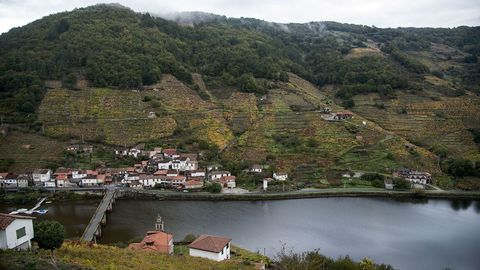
450, 199, 473, 211
475, 201, 480, 213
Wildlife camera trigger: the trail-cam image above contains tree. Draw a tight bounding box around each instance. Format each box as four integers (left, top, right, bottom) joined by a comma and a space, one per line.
360, 258, 376, 270
63, 73, 77, 89
279, 71, 289, 82
238, 74, 257, 93
34, 220, 65, 250
393, 178, 410, 190
20, 102, 35, 114
443, 158, 476, 177
205, 182, 222, 193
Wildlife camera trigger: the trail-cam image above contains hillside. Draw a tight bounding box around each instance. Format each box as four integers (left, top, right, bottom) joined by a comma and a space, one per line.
0, 242, 263, 270
0, 4, 479, 187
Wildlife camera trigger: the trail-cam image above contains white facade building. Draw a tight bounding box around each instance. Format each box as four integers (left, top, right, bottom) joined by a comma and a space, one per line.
0, 213, 35, 250
71, 170, 87, 179
273, 172, 288, 181
209, 171, 231, 181
188, 235, 231, 261
158, 161, 172, 170
32, 169, 52, 184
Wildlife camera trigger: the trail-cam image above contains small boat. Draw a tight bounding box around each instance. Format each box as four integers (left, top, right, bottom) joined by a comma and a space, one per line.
33, 209, 48, 214
45, 201, 52, 204
16, 208, 28, 213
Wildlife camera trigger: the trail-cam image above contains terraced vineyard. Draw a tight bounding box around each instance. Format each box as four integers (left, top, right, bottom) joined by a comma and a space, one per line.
225, 74, 441, 183
0, 131, 69, 173
351, 92, 480, 160
32, 72, 443, 184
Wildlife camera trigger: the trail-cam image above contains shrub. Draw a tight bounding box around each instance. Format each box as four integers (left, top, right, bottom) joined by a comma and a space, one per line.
205, 183, 222, 193
34, 220, 65, 250
143, 96, 152, 102
361, 173, 384, 181
393, 178, 410, 190
442, 158, 477, 177
182, 234, 197, 243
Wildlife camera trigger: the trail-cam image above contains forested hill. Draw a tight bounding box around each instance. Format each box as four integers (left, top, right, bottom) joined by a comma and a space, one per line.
0, 3, 479, 123
1, 3, 480, 188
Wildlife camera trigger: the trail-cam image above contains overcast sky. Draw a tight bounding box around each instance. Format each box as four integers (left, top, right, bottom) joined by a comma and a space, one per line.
0, 0, 479, 33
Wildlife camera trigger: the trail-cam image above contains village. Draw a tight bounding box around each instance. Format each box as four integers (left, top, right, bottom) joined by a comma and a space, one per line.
0, 145, 292, 193
0, 142, 434, 192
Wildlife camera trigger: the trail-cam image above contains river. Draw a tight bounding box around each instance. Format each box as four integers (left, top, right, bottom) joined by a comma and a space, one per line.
2, 197, 480, 270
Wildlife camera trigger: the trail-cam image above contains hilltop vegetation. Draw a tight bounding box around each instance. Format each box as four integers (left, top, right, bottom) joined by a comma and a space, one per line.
0, 4, 479, 188
0, 242, 261, 270
0, 241, 396, 270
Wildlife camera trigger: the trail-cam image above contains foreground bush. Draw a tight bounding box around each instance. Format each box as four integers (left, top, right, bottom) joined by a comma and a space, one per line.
34, 220, 65, 250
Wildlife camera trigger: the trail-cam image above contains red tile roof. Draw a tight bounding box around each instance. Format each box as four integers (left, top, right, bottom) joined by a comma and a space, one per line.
128, 230, 173, 253
163, 148, 177, 156
185, 179, 203, 187
154, 170, 168, 175
188, 234, 231, 253
0, 213, 35, 230
56, 174, 68, 180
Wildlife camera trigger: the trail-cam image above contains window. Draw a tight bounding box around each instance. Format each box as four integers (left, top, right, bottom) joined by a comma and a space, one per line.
16, 227, 26, 239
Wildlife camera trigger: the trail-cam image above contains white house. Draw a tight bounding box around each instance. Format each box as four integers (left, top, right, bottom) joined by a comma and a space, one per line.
128, 148, 142, 158
80, 175, 98, 186
139, 175, 168, 188
190, 170, 206, 178
2, 174, 17, 188
273, 172, 288, 181
115, 148, 128, 156
44, 181, 56, 188
188, 234, 231, 261
171, 176, 186, 186
209, 171, 231, 181
16, 175, 30, 188
71, 170, 87, 179
220, 176, 236, 189
185, 160, 198, 171
250, 164, 263, 173
0, 213, 35, 250
32, 169, 52, 185
158, 160, 172, 170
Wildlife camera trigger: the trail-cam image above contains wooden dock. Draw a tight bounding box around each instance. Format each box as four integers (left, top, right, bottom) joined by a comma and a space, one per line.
81, 186, 116, 243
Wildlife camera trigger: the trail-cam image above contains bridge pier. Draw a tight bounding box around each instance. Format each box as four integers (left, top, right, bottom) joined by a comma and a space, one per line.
101, 213, 107, 225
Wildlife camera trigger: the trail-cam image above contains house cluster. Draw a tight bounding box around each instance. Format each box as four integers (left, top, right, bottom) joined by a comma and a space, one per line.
0, 173, 30, 189
129, 216, 232, 261
393, 168, 432, 185
116, 147, 240, 191
129, 231, 232, 261
321, 110, 354, 121
0, 148, 240, 191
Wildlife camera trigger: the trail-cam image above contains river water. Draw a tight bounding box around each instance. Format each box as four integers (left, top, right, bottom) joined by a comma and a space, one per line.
2, 198, 480, 270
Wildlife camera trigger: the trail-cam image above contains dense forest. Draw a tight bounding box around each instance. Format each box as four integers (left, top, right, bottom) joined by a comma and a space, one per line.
0, 3, 479, 123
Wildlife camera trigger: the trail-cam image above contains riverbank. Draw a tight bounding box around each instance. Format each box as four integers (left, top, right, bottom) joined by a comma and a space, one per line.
0, 189, 103, 205
120, 188, 480, 201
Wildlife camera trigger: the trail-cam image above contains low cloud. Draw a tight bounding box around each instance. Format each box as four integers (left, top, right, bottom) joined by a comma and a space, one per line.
0, 0, 478, 33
